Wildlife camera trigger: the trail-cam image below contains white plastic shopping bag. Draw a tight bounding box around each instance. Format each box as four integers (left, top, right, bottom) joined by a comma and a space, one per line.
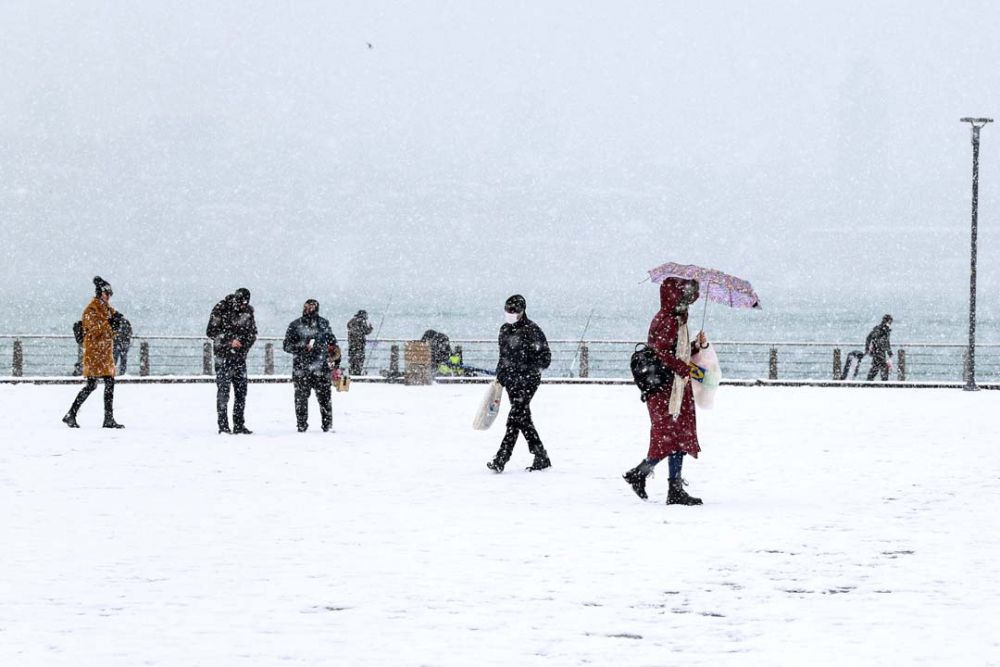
473, 381, 504, 430
690, 345, 722, 409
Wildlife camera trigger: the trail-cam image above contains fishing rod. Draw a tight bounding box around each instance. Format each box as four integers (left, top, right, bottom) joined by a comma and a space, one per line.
568, 308, 596, 377
361, 295, 392, 376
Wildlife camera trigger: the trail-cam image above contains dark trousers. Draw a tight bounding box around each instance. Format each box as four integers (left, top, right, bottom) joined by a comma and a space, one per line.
494, 382, 547, 464
294, 372, 333, 430
348, 348, 364, 376
867, 355, 890, 382
68, 376, 115, 419
216, 362, 248, 429
114, 341, 130, 375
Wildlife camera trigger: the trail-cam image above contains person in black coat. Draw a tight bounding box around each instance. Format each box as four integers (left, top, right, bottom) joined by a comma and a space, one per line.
283, 299, 338, 432
111, 312, 133, 375
487, 294, 553, 473
347, 310, 374, 375
206, 288, 257, 434
865, 314, 894, 381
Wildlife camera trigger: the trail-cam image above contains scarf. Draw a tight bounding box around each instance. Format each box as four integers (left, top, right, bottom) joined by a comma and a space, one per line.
669, 318, 690, 418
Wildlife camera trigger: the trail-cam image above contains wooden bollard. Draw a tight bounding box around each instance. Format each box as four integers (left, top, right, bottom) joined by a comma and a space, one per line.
579, 343, 590, 378
389, 344, 400, 376
12, 339, 23, 377
203, 342, 213, 375
833, 348, 841, 381
898, 349, 906, 381
264, 343, 274, 375
140, 341, 150, 376
769, 348, 778, 380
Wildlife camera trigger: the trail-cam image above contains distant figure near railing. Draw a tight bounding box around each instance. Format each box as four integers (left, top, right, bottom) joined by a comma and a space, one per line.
2, 335, 999, 383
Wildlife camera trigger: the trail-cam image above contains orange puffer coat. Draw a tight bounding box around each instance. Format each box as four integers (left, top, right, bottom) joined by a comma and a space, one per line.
82, 297, 117, 377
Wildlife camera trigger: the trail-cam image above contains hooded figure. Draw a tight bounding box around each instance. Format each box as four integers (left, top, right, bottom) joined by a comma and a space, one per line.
63, 276, 124, 429
865, 314, 894, 381
486, 294, 553, 473
283, 299, 337, 432
347, 309, 374, 375
207, 288, 257, 434
623, 278, 706, 505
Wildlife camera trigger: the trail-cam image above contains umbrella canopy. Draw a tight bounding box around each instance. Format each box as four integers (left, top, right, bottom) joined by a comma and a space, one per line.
648, 262, 762, 309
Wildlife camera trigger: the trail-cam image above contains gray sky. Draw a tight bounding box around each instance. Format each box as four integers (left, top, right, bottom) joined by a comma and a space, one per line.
2, 0, 999, 323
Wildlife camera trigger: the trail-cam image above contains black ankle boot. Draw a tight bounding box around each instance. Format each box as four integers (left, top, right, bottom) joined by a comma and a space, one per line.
63, 413, 80, 428
526, 456, 551, 471
667, 478, 702, 505
623, 468, 648, 500
486, 459, 505, 473
102, 417, 125, 429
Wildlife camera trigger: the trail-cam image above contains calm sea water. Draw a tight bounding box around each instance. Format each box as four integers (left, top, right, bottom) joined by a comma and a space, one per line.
5, 287, 996, 344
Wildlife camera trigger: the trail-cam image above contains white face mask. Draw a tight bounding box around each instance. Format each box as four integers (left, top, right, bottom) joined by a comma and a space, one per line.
504, 311, 520, 324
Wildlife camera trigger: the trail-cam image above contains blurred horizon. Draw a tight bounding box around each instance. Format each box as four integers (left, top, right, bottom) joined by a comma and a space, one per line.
2, 1, 998, 339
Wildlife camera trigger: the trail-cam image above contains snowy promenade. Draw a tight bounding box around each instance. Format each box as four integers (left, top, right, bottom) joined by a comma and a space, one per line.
2, 383, 999, 666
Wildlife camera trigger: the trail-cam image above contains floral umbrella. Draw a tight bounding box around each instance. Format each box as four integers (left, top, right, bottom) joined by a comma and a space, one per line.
648, 262, 761, 309
648, 262, 761, 329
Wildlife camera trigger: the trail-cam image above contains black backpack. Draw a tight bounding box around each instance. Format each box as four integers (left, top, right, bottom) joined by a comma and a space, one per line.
630, 344, 674, 402
73, 321, 84, 345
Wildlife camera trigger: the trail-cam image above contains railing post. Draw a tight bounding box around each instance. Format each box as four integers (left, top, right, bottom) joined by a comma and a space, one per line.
833, 348, 841, 381
139, 341, 150, 376
769, 347, 778, 380
264, 342, 274, 375
579, 343, 589, 378
897, 349, 906, 381
202, 341, 213, 375
12, 339, 23, 377
389, 344, 400, 376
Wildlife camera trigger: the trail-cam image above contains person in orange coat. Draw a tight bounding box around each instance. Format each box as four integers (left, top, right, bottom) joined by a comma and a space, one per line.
63, 276, 124, 428
623, 277, 706, 504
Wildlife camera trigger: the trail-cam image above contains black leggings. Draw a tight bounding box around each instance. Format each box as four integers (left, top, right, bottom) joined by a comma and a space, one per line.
69, 376, 115, 418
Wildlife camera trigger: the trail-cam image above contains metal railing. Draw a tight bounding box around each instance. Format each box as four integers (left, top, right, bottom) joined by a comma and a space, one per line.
2, 334, 999, 383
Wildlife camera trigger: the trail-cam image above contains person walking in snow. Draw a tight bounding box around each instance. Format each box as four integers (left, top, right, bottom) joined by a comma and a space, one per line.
62, 276, 125, 429
623, 278, 706, 505
487, 294, 553, 473
283, 299, 338, 432
347, 310, 374, 375
207, 288, 257, 434
865, 314, 894, 382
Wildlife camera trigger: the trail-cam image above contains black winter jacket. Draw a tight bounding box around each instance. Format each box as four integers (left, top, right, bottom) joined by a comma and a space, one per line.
496, 316, 551, 388
865, 323, 893, 359
347, 314, 373, 353
283, 310, 338, 377
206, 295, 258, 364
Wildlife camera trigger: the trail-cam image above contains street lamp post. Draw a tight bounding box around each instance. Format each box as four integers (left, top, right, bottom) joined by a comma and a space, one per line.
960, 117, 992, 391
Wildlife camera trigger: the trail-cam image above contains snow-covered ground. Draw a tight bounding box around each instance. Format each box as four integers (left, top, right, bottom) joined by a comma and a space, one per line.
1, 383, 998, 666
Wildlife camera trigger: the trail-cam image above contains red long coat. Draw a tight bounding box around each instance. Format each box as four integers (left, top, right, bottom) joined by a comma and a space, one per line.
646, 278, 701, 460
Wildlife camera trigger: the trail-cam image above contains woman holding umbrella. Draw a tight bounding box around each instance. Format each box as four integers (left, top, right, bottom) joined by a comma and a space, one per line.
623, 277, 706, 505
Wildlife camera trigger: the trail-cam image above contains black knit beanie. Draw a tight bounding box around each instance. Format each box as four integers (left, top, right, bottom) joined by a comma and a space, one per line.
504, 294, 526, 313
93, 276, 113, 297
